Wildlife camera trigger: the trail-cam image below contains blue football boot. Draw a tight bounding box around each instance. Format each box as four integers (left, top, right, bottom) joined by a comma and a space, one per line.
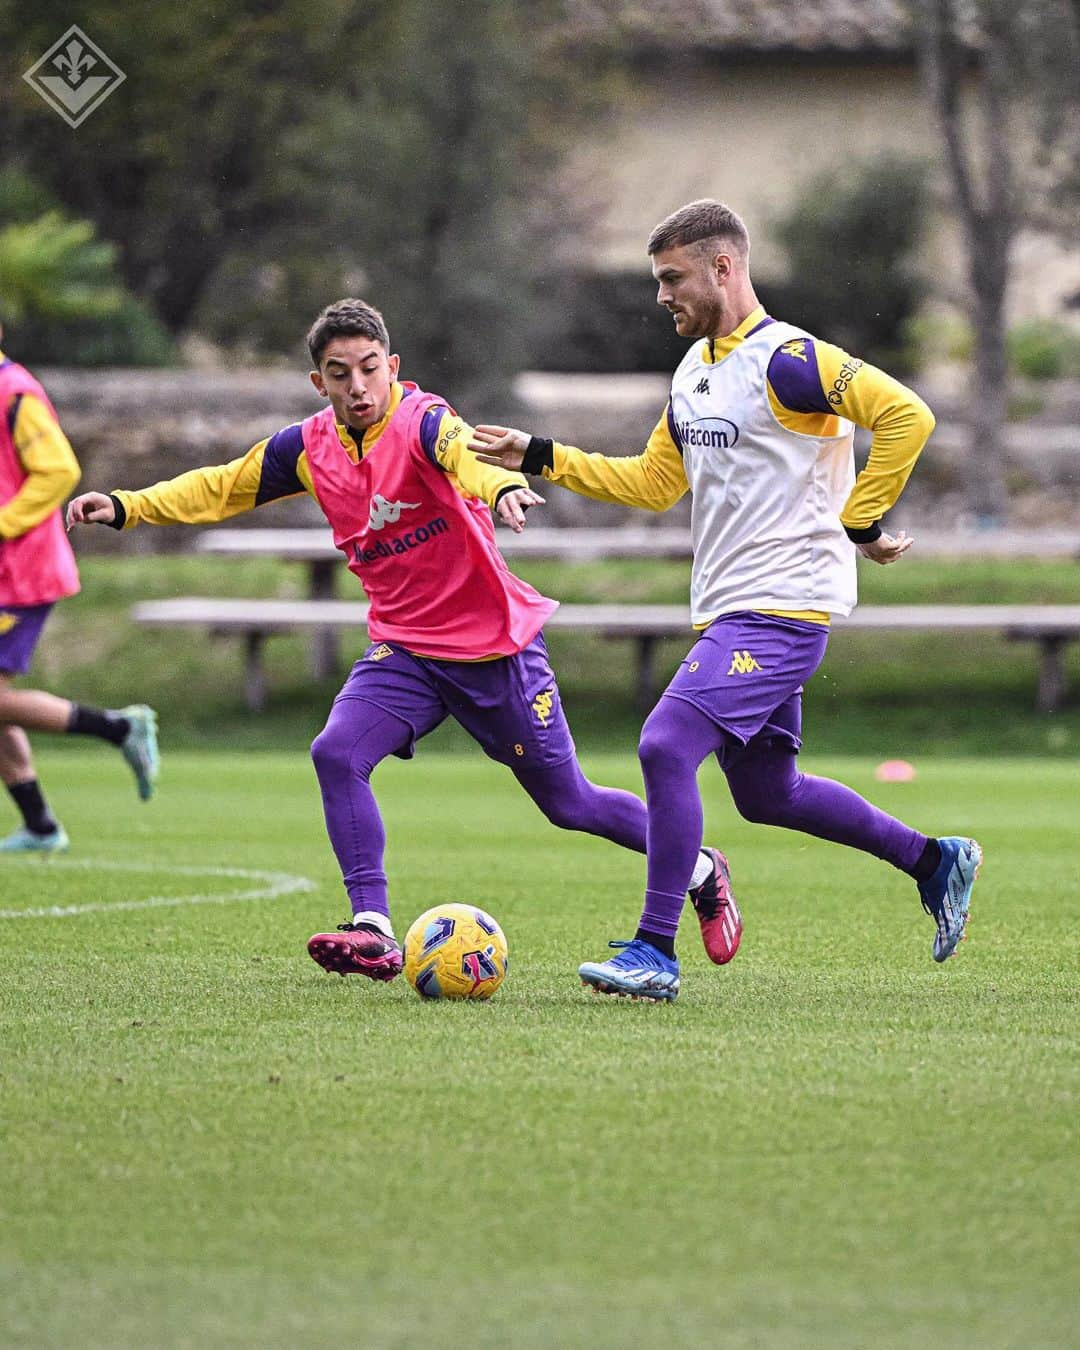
578, 939, 680, 1002
0, 824, 70, 856
918, 836, 982, 962
117, 705, 160, 801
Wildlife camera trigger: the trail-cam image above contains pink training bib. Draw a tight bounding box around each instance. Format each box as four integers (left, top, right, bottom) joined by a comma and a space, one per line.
0, 360, 80, 607
302, 385, 556, 659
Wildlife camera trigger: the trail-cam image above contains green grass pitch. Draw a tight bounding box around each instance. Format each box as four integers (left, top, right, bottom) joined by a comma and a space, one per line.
1, 749, 1077, 1349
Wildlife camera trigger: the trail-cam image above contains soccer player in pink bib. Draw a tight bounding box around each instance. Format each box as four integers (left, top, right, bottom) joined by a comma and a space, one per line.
472, 200, 982, 1000
0, 323, 159, 854
68, 299, 735, 980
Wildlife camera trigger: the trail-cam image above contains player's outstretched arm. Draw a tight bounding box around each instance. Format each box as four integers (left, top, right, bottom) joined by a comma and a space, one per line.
65, 439, 288, 530
66, 491, 117, 528
471, 415, 689, 513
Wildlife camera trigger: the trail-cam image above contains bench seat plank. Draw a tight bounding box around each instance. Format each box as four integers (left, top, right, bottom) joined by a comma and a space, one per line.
132, 597, 1080, 714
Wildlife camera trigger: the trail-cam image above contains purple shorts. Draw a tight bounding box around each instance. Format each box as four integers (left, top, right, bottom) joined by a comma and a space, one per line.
333, 631, 576, 768
661, 611, 829, 752
0, 603, 54, 676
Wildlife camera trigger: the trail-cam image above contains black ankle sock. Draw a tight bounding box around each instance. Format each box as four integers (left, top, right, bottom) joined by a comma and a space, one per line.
911, 838, 942, 883
7, 779, 58, 835
68, 705, 129, 745
635, 927, 676, 959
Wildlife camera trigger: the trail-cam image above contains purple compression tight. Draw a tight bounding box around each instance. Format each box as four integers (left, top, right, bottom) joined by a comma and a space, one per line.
636, 695, 927, 940
311, 699, 648, 920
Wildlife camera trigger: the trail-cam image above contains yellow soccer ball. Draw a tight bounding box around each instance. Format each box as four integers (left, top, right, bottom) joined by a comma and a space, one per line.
403, 904, 508, 1000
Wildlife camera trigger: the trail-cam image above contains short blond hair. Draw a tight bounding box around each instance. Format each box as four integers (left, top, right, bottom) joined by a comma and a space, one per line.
647, 200, 749, 260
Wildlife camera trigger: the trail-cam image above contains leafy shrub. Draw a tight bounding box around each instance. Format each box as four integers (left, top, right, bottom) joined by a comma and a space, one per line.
1007, 320, 1080, 380
0, 172, 172, 366
764, 155, 932, 371
900, 309, 975, 369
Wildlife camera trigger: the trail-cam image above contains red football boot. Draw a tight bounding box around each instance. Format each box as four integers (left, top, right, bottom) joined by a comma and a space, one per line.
307, 922, 403, 981
688, 848, 743, 964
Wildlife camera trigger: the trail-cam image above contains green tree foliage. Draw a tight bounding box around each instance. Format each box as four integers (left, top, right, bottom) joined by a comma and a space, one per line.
0, 0, 600, 390
0, 170, 172, 364
0, 211, 123, 324
763, 156, 931, 371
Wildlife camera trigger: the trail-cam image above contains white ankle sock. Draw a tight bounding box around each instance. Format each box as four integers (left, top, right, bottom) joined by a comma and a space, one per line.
689, 851, 713, 890
352, 910, 394, 939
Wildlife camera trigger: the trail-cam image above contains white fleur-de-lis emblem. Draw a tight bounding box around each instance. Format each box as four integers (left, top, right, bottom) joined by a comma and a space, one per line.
23, 26, 126, 128
53, 39, 97, 86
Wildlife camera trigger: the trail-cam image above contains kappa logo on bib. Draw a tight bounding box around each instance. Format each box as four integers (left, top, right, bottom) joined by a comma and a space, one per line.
368, 494, 421, 531
677, 416, 740, 451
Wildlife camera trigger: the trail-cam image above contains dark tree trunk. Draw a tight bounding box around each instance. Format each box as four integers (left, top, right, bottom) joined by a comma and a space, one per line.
920, 0, 1017, 523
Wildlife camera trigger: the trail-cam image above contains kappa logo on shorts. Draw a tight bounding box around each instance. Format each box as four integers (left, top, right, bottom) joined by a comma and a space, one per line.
531, 687, 555, 728
0, 613, 17, 635
727, 650, 762, 675
367, 644, 394, 661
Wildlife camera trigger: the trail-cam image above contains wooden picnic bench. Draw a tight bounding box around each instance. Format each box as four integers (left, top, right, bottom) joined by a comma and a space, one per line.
194, 526, 694, 680
193, 525, 1080, 682
132, 596, 1080, 715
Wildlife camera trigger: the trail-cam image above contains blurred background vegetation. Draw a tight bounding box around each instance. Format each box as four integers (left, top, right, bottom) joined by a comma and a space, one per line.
1, 0, 619, 393
2, 1, 1076, 391
0, 0, 1077, 745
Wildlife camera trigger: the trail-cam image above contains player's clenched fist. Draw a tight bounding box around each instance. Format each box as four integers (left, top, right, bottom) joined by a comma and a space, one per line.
66, 492, 117, 529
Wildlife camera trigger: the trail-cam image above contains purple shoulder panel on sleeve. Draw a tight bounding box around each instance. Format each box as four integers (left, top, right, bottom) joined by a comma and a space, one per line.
255, 423, 306, 506
766, 338, 831, 415
419, 406, 451, 469
6, 392, 22, 437
666, 403, 684, 454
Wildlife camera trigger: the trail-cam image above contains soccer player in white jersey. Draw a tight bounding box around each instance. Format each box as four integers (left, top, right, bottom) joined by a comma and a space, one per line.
472, 199, 981, 1001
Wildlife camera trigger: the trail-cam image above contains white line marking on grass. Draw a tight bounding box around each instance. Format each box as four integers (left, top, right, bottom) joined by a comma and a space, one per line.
0, 859, 316, 919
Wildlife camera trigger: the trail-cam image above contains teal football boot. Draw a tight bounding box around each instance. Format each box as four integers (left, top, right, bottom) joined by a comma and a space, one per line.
0, 824, 70, 855
579, 938, 680, 1002
918, 836, 982, 961
117, 705, 160, 801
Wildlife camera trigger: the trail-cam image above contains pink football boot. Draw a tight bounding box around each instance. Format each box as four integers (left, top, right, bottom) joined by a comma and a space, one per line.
688, 848, 743, 964
307, 922, 403, 981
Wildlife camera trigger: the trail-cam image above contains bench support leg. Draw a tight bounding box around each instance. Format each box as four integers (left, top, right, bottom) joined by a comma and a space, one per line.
1036, 636, 1066, 714
635, 635, 660, 714
309, 559, 340, 681
244, 632, 268, 713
